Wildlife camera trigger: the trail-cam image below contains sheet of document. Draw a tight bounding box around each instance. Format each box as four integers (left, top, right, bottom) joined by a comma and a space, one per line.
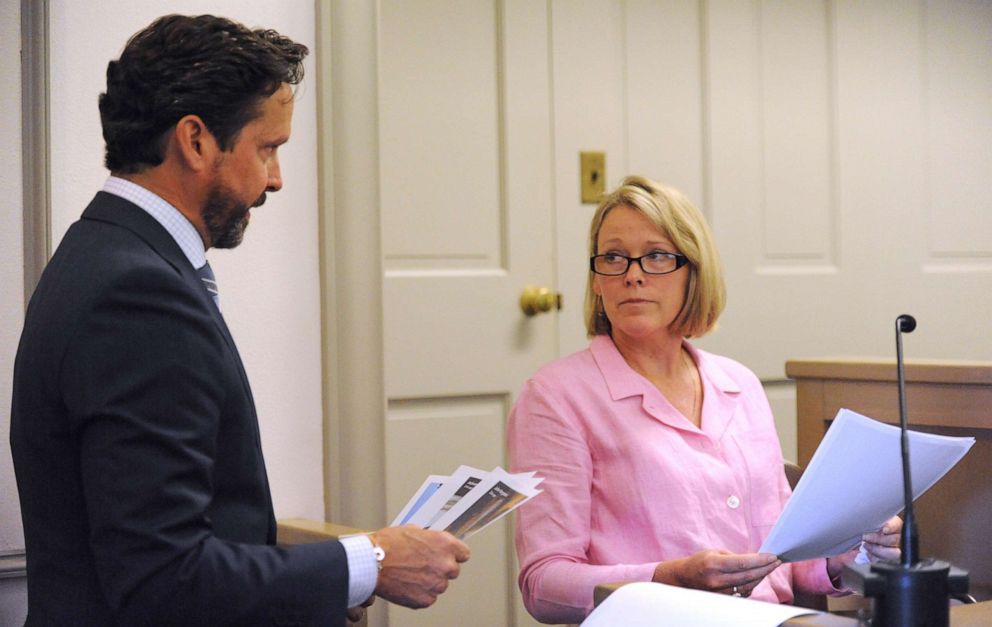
391, 465, 543, 539
760, 408, 974, 562
580, 582, 814, 627
390, 475, 447, 526
428, 467, 543, 539
398, 465, 487, 528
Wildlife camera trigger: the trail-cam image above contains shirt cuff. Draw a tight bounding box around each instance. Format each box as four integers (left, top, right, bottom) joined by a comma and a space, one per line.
340, 534, 378, 607
819, 557, 850, 595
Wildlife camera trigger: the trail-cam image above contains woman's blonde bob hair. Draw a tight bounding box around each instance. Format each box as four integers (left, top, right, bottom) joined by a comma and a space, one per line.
584, 175, 726, 338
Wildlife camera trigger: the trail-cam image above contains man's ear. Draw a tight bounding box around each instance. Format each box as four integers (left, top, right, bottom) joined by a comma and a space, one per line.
172, 115, 217, 172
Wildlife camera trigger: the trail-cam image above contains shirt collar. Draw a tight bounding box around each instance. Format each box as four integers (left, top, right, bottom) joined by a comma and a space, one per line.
590, 334, 743, 438
589, 334, 742, 401
102, 176, 207, 269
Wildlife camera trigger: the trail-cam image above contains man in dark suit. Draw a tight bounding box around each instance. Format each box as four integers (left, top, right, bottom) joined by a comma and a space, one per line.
10, 14, 468, 626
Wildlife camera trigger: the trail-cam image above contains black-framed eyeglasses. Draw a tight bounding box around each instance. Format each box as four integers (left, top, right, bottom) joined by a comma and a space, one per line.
590, 252, 689, 276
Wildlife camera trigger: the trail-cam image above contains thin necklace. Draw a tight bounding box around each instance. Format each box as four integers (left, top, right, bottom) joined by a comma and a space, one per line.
683, 350, 699, 422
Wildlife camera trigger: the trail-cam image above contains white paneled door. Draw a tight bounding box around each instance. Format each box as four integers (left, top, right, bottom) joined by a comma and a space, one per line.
379, 2, 554, 626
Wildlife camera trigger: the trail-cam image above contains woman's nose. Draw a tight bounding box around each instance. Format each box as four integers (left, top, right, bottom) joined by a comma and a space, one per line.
624, 260, 645, 285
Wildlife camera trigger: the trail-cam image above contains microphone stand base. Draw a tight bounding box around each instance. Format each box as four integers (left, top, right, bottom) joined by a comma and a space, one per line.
842, 559, 969, 627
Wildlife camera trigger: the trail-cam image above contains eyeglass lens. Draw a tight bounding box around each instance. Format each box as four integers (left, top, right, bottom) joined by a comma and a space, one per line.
593, 253, 680, 275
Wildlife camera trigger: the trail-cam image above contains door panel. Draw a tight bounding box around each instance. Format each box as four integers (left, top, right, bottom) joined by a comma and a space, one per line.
384, 396, 511, 624
550, 0, 629, 357
703, 0, 843, 376
702, 0, 992, 374
379, 2, 554, 625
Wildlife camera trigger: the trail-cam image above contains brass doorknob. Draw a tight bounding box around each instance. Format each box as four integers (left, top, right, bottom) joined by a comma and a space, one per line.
520, 285, 563, 316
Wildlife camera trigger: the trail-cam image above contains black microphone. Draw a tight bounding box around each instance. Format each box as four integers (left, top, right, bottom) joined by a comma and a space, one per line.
841, 314, 970, 627
895, 314, 918, 567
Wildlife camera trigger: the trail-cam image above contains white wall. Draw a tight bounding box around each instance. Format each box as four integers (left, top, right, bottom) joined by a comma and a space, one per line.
1, 0, 327, 576
1, 0, 27, 621
1, 0, 25, 555
46, 0, 325, 522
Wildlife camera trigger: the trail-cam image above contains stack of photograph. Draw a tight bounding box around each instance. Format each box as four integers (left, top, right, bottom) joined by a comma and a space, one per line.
391, 465, 543, 540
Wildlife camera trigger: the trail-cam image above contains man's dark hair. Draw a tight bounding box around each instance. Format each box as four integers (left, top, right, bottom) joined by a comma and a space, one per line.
99, 14, 309, 174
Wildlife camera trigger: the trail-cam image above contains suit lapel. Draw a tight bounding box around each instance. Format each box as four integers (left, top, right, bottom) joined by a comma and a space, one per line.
83, 192, 277, 540
81, 193, 265, 449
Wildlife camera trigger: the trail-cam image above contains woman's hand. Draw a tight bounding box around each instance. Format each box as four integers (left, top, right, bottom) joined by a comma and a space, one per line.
861, 515, 903, 562
653, 549, 781, 598
827, 516, 903, 580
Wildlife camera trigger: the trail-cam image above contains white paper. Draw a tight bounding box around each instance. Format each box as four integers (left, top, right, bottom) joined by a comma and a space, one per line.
580, 582, 814, 627
393, 465, 543, 539
428, 467, 543, 539
401, 465, 488, 528
760, 408, 974, 562
391, 475, 448, 526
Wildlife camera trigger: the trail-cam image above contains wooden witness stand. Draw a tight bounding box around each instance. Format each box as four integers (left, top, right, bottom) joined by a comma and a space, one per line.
787, 358, 992, 602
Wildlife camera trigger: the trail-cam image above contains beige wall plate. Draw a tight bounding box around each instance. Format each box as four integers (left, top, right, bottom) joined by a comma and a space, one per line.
580, 151, 606, 204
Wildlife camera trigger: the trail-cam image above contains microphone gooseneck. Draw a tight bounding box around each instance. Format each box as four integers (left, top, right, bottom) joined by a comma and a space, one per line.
841, 313, 969, 626
895, 314, 918, 568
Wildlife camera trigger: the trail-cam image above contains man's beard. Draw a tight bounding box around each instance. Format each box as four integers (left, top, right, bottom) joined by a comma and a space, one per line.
202, 183, 267, 249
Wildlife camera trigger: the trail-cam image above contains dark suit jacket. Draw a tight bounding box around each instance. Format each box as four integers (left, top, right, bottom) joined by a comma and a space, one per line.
11, 192, 348, 626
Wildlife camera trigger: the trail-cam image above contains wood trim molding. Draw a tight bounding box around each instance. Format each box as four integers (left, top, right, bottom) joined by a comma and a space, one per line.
785, 358, 992, 386
276, 518, 368, 545
21, 0, 51, 304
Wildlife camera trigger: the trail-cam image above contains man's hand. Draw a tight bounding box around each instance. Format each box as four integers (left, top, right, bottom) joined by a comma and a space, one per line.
369, 525, 471, 609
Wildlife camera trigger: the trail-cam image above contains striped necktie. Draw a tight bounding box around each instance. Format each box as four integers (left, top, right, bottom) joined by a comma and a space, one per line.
197, 261, 221, 310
